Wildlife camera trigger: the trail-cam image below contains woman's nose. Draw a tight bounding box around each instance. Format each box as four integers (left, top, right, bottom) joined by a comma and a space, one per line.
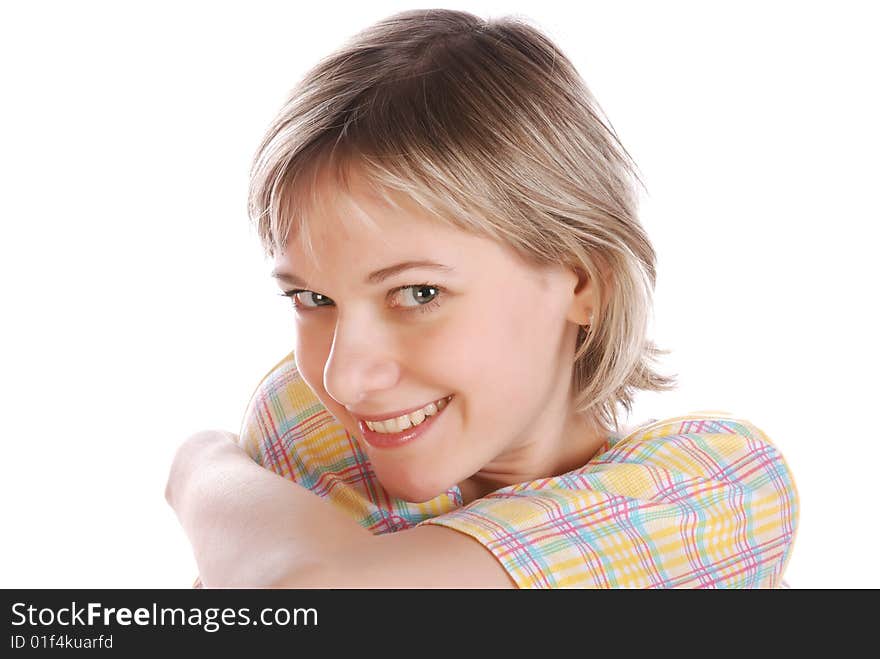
322, 320, 401, 407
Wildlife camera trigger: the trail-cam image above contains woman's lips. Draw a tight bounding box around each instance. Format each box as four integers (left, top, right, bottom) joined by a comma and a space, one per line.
357, 396, 453, 449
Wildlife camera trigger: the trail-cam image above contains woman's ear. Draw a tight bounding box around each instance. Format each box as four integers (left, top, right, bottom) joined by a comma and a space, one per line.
565, 266, 596, 326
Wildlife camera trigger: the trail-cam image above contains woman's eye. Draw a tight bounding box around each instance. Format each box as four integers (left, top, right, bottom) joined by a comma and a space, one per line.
281, 289, 334, 308
279, 284, 444, 315
391, 285, 440, 308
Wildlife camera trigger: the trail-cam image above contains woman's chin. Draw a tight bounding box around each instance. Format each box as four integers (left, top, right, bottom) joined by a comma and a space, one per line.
376, 470, 454, 504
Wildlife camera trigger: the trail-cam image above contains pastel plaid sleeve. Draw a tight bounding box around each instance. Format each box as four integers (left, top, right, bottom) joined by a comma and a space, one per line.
417, 414, 800, 588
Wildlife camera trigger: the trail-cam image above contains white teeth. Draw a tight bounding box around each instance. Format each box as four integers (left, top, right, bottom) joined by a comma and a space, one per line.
364, 396, 451, 434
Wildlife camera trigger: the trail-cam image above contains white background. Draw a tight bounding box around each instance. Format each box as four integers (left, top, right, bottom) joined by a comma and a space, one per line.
1, 0, 877, 589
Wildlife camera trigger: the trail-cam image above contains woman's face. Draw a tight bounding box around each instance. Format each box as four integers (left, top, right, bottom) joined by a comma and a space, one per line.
272, 174, 595, 502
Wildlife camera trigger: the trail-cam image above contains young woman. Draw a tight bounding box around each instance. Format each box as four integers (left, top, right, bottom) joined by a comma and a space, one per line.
165, 9, 799, 588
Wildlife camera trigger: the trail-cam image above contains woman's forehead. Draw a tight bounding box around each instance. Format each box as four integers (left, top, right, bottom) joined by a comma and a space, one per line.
275, 221, 557, 296
287, 168, 462, 248
279, 159, 555, 277
281, 205, 478, 270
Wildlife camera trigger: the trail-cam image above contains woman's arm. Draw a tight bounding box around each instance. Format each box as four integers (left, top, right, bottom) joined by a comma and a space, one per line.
165, 431, 514, 588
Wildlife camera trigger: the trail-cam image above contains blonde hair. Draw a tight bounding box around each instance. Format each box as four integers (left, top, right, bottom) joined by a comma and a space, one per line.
247, 8, 677, 435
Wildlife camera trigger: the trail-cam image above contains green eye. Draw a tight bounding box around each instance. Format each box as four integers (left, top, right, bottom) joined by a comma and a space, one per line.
388, 284, 445, 315
398, 285, 439, 307
280, 289, 334, 308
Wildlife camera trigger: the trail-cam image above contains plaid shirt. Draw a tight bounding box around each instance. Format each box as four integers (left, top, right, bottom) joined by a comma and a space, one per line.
221, 351, 799, 588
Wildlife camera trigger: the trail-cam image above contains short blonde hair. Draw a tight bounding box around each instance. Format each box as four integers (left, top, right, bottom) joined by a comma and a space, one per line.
247, 9, 677, 434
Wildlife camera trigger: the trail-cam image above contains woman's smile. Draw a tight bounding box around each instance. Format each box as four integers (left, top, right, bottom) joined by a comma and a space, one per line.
353, 394, 454, 433
356, 395, 454, 450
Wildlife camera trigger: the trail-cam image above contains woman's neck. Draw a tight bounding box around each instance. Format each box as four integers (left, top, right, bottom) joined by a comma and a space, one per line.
457, 411, 611, 505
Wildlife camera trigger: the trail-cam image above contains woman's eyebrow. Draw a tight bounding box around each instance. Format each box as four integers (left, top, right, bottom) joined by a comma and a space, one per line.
271, 260, 455, 287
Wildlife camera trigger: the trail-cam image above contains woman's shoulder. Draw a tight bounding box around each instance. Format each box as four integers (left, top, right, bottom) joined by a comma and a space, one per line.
236, 350, 322, 468
593, 409, 797, 494
427, 409, 800, 588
